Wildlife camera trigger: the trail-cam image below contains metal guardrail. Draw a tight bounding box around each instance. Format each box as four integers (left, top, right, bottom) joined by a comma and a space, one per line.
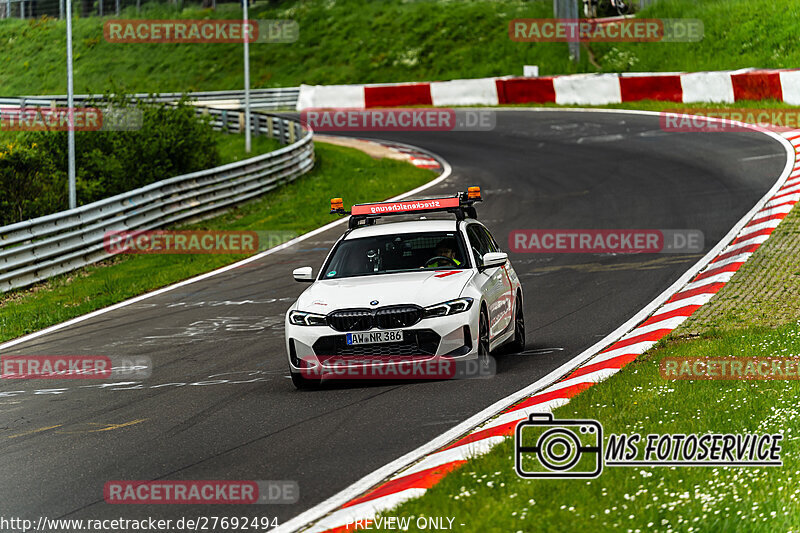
0, 107, 314, 292
0, 88, 300, 111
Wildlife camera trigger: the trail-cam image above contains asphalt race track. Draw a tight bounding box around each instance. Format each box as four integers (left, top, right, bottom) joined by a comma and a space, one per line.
0, 110, 787, 527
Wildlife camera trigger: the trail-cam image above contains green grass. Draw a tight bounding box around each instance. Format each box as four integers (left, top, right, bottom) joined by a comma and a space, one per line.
215, 130, 282, 164
0, 141, 433, 342
2, 0, 799, 96
379, 324, 800, 532
3, 0, 575, 95
590, 0, 800, 73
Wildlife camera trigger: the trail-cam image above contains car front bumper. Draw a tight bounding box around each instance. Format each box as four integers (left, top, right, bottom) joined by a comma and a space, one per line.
285, 306, 480, 373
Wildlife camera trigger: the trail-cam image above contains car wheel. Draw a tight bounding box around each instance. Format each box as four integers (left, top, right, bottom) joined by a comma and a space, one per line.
507, 297, 526, 353
478, 307, 491, 366
290, 369, 321, 390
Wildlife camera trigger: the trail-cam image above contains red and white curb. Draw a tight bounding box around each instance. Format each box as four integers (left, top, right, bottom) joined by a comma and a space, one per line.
297, 68, 800, 110
367, 140, 442, 171
279, 121, 799, 533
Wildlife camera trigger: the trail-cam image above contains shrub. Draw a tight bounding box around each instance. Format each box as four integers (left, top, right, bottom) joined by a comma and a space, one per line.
0, 96, 220, 225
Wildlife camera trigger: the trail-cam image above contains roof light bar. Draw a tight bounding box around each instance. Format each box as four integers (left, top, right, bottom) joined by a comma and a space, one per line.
330, 187, 482, 228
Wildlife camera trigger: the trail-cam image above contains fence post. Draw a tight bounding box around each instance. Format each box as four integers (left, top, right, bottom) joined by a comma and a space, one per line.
553, 0, 580, 63
221, 110, 228, 133
265, 115, 273, 139
277, 118, 286, 146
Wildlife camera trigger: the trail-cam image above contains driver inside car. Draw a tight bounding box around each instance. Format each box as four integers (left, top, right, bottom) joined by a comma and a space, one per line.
424, 238, 462, 268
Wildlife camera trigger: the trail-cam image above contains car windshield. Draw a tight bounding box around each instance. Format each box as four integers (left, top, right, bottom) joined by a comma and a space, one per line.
322, 231, 468, 279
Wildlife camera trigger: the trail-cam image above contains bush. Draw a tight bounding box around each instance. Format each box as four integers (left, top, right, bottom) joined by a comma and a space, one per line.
0, 141, 62, 226
0, 96, 220, 225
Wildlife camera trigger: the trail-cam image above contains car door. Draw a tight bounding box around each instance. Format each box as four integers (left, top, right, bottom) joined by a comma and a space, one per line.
466, 224, 507, 340
478, 225, 514, 335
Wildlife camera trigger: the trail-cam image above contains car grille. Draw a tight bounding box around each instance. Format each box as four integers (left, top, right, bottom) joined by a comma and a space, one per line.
312, 329, 441, 357
326, 309, 372, 332
375, 306, 423, 329
326, 305, 423, 332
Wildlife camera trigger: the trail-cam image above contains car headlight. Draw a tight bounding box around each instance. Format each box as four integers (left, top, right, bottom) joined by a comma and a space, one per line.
423, 297, 474, 318
289, 310, 328, 326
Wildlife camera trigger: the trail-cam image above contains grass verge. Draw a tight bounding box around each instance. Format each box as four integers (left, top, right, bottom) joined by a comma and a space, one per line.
0, 141, 434, 342
385, 321, 800, 532
2, 0, 799, 95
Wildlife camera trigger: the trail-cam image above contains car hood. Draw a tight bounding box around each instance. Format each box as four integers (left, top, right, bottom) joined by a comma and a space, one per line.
296, 270, 473, 312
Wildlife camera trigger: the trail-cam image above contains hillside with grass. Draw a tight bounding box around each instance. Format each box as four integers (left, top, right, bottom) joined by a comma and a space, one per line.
1, 0, 795, 96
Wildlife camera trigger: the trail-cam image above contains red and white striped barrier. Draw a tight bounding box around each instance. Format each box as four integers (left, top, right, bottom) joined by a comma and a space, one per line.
297, 69, 800, 110
284, 123, 800, 533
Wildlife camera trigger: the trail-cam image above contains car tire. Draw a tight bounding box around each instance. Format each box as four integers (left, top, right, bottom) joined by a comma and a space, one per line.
507, 296, 526, 354
290, 369, 321, 390
478, 307, 491, 367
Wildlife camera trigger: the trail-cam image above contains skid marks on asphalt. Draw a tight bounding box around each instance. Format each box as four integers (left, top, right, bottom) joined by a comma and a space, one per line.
3, 419, 146, 440
516, 253, 703, 275
140, 314, 286, 343
0, 369, 284, 403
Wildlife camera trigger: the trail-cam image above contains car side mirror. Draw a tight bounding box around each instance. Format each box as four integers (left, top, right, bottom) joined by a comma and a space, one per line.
481, 252, 507, 270
293, 266, 314, 282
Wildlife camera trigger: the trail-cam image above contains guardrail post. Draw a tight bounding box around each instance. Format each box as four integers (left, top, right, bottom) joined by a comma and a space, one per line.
238, 111, 245, 134
277, 118, 286, 145
265, 116, 274, 139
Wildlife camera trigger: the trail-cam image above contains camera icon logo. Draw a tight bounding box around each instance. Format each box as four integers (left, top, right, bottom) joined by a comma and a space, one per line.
515, 413, 603, 478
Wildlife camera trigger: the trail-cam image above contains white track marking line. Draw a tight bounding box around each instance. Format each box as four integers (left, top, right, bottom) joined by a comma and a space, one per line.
652, 293, 716, 315
619, 316, 689, 339
477, 399, 570, 433
717, 234, 770, 256
306, 489, 427, 533
399, 436, 506, 478
704, 252, 752, 269
586, 341, 659, 366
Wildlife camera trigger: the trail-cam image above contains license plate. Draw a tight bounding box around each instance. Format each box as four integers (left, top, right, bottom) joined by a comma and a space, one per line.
346, 330, 404, 345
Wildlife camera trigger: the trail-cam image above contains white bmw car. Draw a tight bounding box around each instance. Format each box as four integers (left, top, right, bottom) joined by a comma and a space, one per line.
285, 188, 525, 388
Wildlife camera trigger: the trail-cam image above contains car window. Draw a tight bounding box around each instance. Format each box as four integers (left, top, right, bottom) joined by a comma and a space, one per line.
466, 224, 491, 267
479, 226, 500, 252
321, 231, 468, 279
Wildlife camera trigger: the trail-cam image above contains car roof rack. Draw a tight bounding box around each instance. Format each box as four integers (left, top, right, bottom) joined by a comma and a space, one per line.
331, 187, 483, 229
